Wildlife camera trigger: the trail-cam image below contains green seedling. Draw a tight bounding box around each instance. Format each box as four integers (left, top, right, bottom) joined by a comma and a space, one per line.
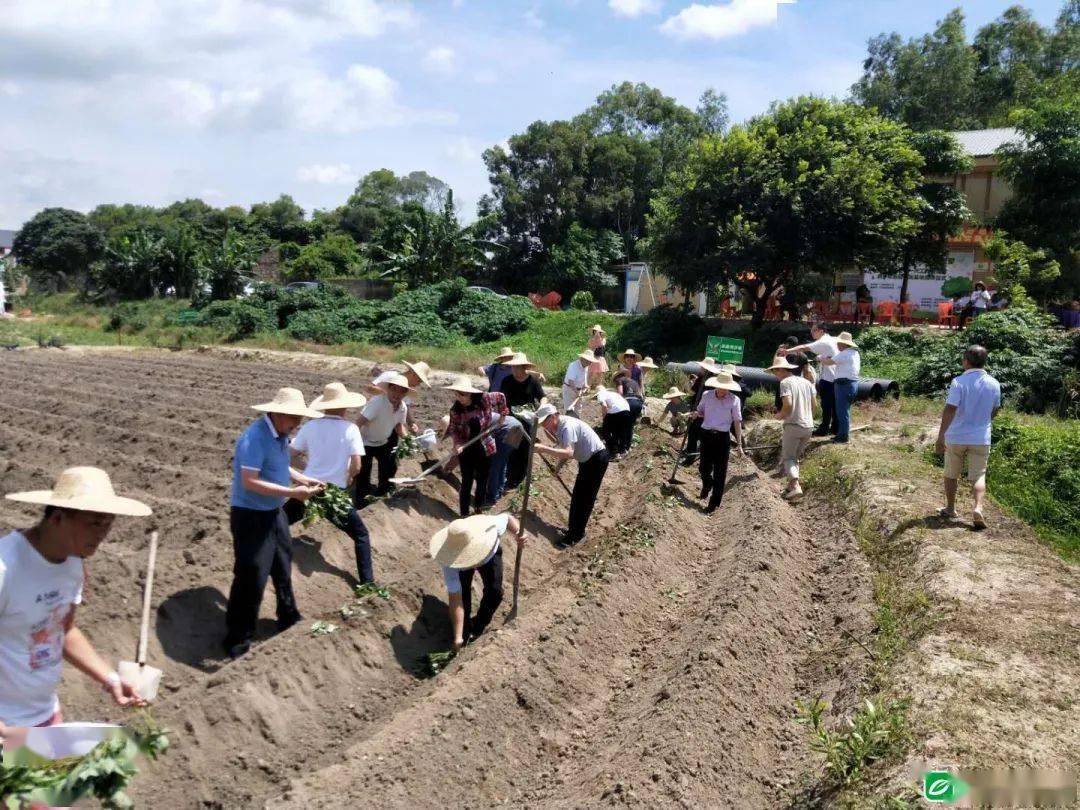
310, 620, 338, 636
420, 649, 457, 678
393, 433, 421, 460
354, 583, 391, 601
302, 484, 353, 528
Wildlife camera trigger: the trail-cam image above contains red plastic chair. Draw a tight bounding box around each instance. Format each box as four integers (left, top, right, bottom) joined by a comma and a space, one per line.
876, 301, 897, 324
856, 302, 872, 324
812, 300, 830, 319
936, 301, 955, 329
837, 301, 854, 322
898, 301, 915, 325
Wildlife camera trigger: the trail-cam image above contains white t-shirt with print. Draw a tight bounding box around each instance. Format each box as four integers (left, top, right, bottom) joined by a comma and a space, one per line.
291, 416, 366, 488
0, 531, 84, 726
359, 395, 407, 447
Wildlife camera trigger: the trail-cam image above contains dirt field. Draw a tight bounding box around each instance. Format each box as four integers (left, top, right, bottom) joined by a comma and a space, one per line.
0, 347, 877, 808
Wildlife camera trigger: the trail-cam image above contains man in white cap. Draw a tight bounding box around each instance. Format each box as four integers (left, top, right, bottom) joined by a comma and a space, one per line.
431, 512, 525, 650
225, 387, 324, 659
1, 467, 151, 733
355, 374, 413, 504
533, 404, 610, 548
769, 355, 817, 502
562, 350, 594, 418
286, 382, 376, 586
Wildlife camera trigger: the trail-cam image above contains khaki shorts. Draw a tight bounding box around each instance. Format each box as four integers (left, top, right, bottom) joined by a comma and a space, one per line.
944, 443, 990, 482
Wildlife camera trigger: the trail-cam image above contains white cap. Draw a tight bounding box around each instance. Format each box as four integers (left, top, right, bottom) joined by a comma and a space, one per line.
534, 403, 559, 422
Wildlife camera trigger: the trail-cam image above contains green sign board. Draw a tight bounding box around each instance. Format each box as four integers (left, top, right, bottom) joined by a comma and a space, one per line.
705, 335, 744, 364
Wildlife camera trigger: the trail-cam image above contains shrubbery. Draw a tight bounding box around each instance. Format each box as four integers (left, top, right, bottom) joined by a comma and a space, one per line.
617, 305, 708, 361
196, 299, 276, 341
571, 290, 595, 311
445, 290, 535, 342
378, 313, 459, 347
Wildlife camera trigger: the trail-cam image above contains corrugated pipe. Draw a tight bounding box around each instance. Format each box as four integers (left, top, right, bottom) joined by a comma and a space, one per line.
664, 362, 900, 402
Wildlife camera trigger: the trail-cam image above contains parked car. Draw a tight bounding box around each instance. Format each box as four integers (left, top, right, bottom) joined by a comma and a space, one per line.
284, 281, 324, 293
467, 285, 508, 299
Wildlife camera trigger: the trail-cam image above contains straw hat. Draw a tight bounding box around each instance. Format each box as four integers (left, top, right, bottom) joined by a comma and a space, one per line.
430, 514, 505, 570
578, 349, 598, 363
444, 375, 483, 395
504, 352, 535, 367
835, 331, 859, 349
6, 466, 152, 517
588, 324, 606, 336
619, 348, 640, 362
662, 386, 688, 400
719, 363, 743, 380
253, 387, 322, 419
310, 382, 367, 411
637, 356, 658, 370
767, 355, 799, 372
698, 357, 723, 375
403, 360, 431, 388
493, 346, 515, 362
704, 372, 741, 392
535, 403, 559, 423
382, 373, 414, 392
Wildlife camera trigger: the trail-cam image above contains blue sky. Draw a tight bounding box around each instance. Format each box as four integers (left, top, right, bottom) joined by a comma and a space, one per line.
0, 0, 1066, 228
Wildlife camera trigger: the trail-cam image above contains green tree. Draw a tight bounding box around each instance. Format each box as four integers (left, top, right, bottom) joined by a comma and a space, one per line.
249, 195, 311, 245
199, 230, 259, 302
13, 208, 105, 292
94, 230, 162, 300
337, 169, 448, 243
696, 87, 730, 135
646, 98, 924, 327
285, 234, 365, 281
1046, 0, 1080, 72
878, 131, 973, 303
544, 224, 622, 297
985, 232, 1061, 298
973, 5, 1050, 125
995, 73, 1080, 297
159, 223, 204, 298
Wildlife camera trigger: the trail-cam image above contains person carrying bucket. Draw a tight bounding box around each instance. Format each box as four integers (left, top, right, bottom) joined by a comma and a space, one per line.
1, 466, 151, 732
286, 382, 377, 587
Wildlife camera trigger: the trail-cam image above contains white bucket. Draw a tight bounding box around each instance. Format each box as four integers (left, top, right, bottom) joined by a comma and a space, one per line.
417, 429, 438, 452
117, 661, 163, 702
23, 723, 122, 759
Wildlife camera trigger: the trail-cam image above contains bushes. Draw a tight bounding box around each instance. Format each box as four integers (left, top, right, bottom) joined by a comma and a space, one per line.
444, 290, 536, 342
196, 300, 276, 341
375, 313, 458, 347
104, 303, 149, 334
571, 290, 595, 311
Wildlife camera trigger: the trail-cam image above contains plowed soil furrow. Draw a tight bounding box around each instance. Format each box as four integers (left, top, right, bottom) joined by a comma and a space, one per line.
1, 348, 874, 809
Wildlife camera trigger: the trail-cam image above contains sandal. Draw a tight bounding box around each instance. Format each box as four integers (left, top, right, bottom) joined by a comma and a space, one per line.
972, 511, 987, 530
938, 506, 957, 519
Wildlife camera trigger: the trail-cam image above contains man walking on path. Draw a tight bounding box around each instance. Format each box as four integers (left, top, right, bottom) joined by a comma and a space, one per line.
694, 372, 744, 514
1, 467, 150, 732
769, 355, 817, 502
355, 374, 413, 504
562, 351, 594, 417
819, 332, 860, 444
790, 321, 839, 436
431, 512, 526, 650
936, 345, 1001, 530
533, 404, 610, 548
683, 357, 722, 465
225, 388, 324, 659
286, 382, 376, 586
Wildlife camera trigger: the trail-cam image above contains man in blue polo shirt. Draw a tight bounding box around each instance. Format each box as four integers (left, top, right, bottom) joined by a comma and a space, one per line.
935, 345, 1001, 530
224, 387, 324, 659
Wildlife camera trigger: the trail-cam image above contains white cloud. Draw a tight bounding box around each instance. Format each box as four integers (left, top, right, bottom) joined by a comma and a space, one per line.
609, 0, 662, 18
423, 46, 457, 75
297, 163, 356, 185
661, 0, 793, 41
524, 7, 544, 28
444, 137, 480, 164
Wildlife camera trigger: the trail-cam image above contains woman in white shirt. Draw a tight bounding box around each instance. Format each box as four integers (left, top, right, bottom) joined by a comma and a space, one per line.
971, 282, 992, 318
819, 331, 861, 444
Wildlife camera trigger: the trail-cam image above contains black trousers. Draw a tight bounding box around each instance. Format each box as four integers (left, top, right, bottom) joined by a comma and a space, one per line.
284, 497, 374, 584
506, 443, 529, 491
602, 411, 633, 455
816, 379, 837, 434
459, 547, 504, 640
225, 506, 299, 647
699, 429, 732, 509
566, 449, 610, 544
356, 441, 397, 504
685, 417, 702, 457
458, 446, 491, 517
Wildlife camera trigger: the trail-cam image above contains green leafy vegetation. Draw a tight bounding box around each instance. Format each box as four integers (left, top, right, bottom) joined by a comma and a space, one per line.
302, 484, 354, 529
795, 697, 911, 788
420, 649, 457, 678
310, 620, 338, 636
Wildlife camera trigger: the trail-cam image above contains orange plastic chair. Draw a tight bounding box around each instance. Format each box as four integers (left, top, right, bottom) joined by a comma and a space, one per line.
936, 301, 954, 329
898, 301, 915, 325
877, 301, 897, 324
837, 301, 854, 322
856, 302, 872, 324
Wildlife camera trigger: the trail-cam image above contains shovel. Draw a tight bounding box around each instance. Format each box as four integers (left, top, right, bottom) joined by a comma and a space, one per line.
118, 531, 162, 702
509, 416, 540, 621
667, 432, 690, 485
389, 421, 503, 487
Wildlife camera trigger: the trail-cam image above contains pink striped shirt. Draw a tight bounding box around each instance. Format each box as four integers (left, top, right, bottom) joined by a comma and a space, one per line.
696, 391, 742, 432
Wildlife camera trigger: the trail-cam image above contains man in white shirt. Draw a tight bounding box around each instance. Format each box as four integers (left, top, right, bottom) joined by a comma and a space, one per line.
355, 374, 412, 504
1, 467, 150, 734
790, 321, 839, 437
935, 345, 1001, 530
562, 350, 594, 417
287, 382, 376, 585
595, 385, 632, 458
819, 331, 861, 444
534, 404, 609, 548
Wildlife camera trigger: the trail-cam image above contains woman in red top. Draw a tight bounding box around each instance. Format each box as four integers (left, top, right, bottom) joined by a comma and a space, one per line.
443, 377, 508, 517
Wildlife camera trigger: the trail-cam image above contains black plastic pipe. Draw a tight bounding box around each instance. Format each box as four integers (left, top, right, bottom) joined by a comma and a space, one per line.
664, 362, 900, 402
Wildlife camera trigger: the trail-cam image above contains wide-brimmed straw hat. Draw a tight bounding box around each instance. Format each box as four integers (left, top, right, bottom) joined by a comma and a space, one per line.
698, 357, 723, 375
6, 466, 152, 517
578, 349, 598, 363
381, 373, 414, 393
619, 348, 640, 362
704, 372, 741, 392
767, 355, 799, 372
430, 514, 505, 570
662, 386, 688, 400
493, 346, 516, 362
588, 324, 606, 335
253, 387, 322, 418
637, 356, 658, 370
310, 382, 367, 411
403, 360, 431, 388
504, 352, 535, 367
444, 375, 483, 395
835, 331, 859, 349
719, 363, 743, 380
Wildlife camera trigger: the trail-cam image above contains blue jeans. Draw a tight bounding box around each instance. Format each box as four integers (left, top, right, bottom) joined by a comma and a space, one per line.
485, 428, 515, 505
833, 378, 857, 441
